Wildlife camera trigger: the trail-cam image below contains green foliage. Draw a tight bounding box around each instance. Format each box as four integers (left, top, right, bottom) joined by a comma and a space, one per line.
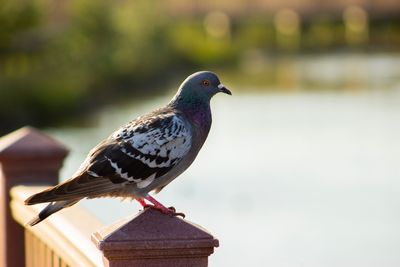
234, 17, 275, 49
167, 20, 236, 66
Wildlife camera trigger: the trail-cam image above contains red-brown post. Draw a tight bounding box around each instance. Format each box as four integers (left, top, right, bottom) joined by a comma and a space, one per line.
0, 127, 69, 267
92, 208, 219, 267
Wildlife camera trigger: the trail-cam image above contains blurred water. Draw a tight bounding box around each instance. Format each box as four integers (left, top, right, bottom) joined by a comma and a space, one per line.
47, 86, 400, 267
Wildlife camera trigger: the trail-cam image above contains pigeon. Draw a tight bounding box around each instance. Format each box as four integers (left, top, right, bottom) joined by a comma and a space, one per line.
25, 71, 231, 226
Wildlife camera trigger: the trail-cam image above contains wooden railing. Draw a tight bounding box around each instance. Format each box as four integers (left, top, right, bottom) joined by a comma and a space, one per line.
11, 186, 103, 267
0, 127, 219, 267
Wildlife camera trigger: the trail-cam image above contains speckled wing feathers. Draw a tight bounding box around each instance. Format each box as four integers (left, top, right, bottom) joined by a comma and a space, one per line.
88, 112, 192, 189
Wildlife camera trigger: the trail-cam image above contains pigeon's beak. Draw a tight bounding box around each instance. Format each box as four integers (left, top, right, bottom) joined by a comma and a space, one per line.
218, 83, 232, 95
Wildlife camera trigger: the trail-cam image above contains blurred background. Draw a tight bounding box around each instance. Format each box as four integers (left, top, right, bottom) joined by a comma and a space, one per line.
1, 0, 400, 266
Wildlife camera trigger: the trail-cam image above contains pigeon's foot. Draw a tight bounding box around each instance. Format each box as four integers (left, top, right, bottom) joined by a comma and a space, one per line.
141, 195, 185, 218
167, 206, 185, 218
136, 198, 147, 207
136, 198, 153, 210
149, 205, 185, 218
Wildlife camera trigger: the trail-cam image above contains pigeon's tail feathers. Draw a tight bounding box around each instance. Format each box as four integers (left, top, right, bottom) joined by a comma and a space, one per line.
24, 183, 77, 205
27, 199, 80, 226
25, 185, 59, 205
24, 172, 121, 205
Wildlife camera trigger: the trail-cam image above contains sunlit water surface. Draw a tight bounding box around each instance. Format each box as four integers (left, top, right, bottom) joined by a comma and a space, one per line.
47, 87, 400, 267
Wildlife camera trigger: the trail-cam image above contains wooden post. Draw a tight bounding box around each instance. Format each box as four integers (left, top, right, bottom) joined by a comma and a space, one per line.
0, 126, 68, 267
92, 208, 219, 267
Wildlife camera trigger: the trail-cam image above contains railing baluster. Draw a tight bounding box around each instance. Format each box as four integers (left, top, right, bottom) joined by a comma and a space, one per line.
24, 230, 33, 267
45, 245, 52, 267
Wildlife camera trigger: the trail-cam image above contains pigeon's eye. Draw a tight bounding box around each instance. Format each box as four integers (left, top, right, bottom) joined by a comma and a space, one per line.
202, 80, 210, 87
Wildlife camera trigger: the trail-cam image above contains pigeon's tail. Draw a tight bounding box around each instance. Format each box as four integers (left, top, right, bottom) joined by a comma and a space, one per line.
27, 199, 80, 226
25, 172, 121, 205
24, 184, 66, 205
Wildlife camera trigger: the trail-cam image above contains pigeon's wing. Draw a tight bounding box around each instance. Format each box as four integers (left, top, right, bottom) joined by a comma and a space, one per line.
25, 112, 192, 204
88, 112, 193, 186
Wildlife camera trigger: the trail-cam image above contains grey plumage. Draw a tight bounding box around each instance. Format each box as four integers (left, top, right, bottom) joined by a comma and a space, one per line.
25, 71, 231, 225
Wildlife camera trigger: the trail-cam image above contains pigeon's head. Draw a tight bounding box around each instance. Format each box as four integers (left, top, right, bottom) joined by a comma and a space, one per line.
175, 71, 231, 105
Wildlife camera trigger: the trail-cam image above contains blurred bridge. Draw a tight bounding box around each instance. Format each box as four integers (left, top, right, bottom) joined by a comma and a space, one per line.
165, 0, 400, 19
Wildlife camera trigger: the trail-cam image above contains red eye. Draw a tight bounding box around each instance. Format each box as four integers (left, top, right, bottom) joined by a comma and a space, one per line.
202, 80, 210, 86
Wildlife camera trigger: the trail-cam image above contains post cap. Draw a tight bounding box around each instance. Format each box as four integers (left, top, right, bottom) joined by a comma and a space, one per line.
0, 126, 69, 161
92, 208, 219, 259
